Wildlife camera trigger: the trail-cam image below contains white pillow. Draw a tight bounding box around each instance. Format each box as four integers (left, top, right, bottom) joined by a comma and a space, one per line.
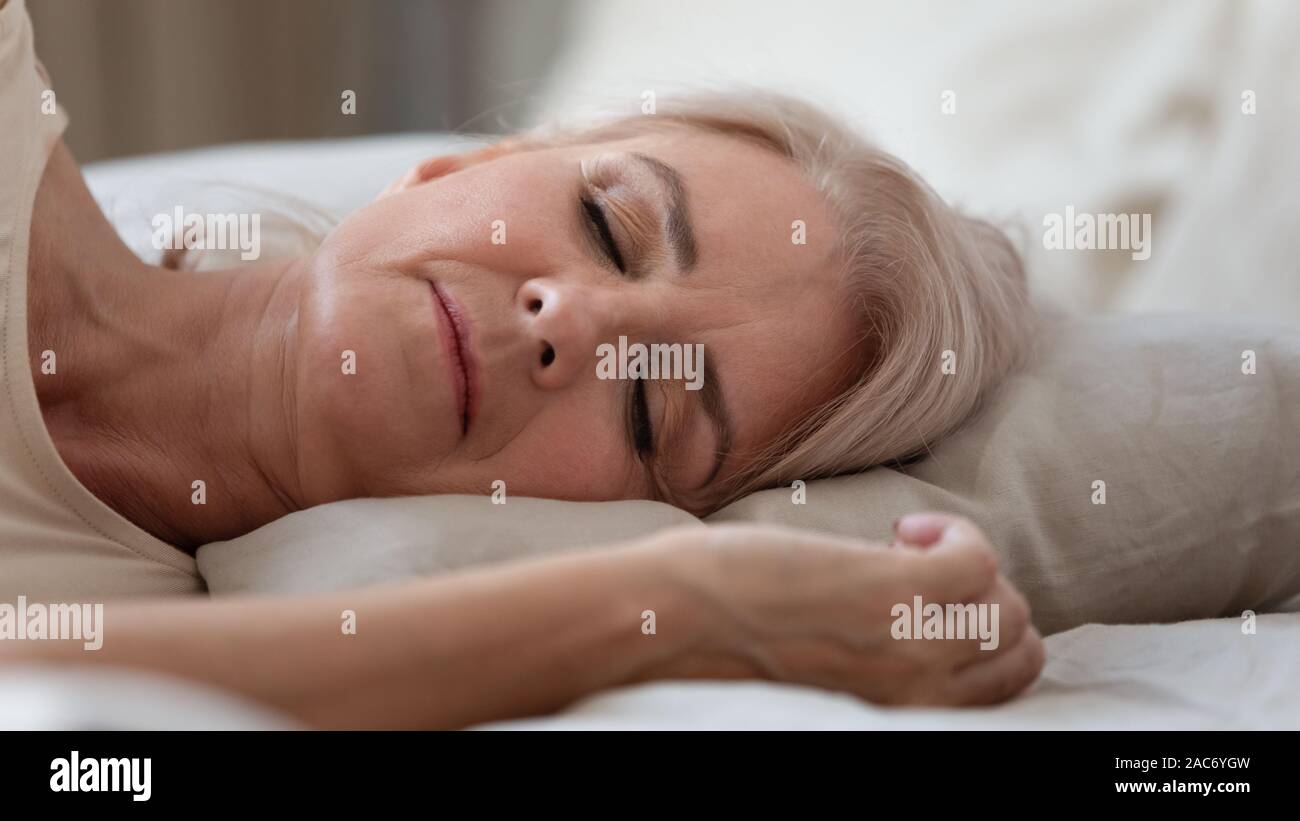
85, 133, 481, 265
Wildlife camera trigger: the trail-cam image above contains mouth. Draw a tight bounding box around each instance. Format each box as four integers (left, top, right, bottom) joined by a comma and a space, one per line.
428, 281, 478, 435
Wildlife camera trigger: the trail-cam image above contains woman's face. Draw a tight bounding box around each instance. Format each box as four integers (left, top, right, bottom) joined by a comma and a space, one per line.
292, 129, 864, 512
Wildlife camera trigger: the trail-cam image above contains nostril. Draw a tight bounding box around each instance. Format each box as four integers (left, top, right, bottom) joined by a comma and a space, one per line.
540, 344, 555, 368
527, 298, 543, 315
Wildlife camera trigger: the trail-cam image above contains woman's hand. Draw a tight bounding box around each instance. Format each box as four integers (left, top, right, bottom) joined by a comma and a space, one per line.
632, 513, 1045, 707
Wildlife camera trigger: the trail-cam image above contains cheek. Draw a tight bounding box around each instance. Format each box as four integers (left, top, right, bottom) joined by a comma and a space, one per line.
292, 265, 451, 500
446, 162, 575, 271
437, 391, 642, 502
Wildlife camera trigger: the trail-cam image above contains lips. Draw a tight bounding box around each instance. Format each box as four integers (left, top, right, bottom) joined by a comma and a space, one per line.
428, 281, 477, 434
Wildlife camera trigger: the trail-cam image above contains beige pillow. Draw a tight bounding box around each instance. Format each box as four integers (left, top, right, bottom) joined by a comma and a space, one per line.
198, 312, 1300, 635
198, 496, 696, 595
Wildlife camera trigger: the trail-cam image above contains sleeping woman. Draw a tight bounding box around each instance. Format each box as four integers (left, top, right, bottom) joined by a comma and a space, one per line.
0, 0, 1043, 726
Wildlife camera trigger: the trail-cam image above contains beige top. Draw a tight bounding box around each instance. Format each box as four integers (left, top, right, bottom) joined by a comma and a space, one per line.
0, 0, 204, 599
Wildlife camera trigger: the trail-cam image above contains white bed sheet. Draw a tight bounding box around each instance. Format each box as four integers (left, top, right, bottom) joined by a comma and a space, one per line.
480, 615, 1300, 730
3, 615, 1292, 730
0, 666, 297, 730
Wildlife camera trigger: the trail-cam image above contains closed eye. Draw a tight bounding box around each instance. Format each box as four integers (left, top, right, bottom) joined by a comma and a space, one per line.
628, 378, 655, 459
581, 195, 627, 274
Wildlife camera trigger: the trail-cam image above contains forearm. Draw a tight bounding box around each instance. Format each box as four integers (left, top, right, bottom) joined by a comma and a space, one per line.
0, 545, 694, 729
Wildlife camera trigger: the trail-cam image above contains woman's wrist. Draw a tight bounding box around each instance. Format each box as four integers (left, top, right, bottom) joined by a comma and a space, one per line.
380, 539, 717, 725
610, 530, 768, 689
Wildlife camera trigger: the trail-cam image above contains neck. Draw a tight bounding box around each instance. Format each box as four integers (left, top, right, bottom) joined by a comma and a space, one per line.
28, 143, 308, 550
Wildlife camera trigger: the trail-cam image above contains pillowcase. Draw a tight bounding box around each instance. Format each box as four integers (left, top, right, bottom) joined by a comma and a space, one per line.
198, 311, 1300, 635
84, 133, 480, 267
198, 496, 696, 596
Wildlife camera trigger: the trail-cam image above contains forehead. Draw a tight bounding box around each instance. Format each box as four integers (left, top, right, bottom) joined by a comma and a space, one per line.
577, 130, 862, 488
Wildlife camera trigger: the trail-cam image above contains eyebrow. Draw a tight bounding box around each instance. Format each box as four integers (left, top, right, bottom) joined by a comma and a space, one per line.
628, 152, 698, 272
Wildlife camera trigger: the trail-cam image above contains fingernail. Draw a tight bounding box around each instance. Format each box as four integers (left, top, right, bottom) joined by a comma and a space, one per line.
897, 513, 924, 530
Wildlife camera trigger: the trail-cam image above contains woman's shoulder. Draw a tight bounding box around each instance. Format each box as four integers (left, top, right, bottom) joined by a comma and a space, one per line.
0, 0, 69, 179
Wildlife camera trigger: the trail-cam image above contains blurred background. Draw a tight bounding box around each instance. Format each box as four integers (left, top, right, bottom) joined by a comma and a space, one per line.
33, 0, 1299, 317
31, 0, 574, 161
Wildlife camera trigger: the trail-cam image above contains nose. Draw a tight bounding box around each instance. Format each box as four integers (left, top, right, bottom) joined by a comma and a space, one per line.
516, 277, 610, 389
